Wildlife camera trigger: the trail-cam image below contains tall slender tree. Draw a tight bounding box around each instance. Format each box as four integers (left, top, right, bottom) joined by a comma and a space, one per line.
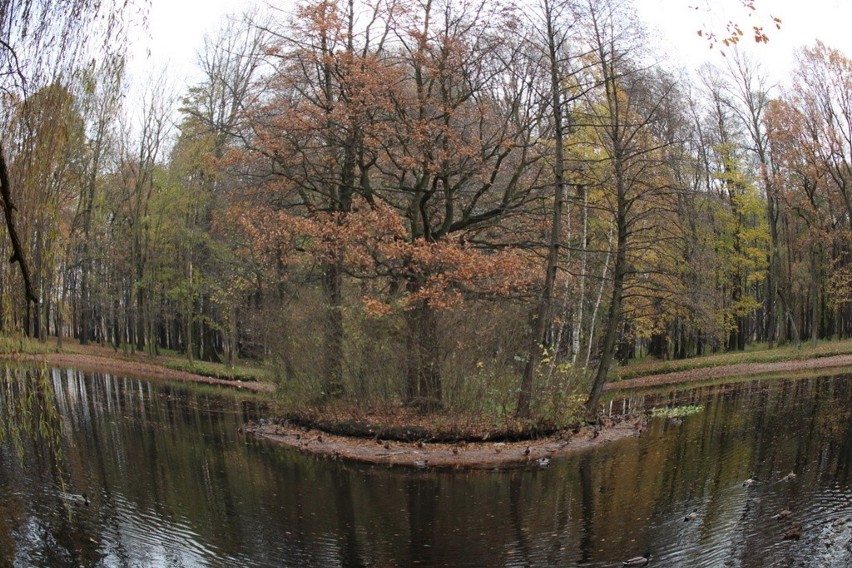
582, 0, 678, 416
516, 0, 583, 419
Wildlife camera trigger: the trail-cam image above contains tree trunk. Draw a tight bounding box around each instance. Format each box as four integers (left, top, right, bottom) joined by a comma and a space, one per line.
585, 217, 614, 367
811, 245, 821, 348
764, 194, 779, 346
585, 211, 627, 417
186, 259, 194, 363
56, 280, 64, 349
80, 251, 90, 344
0, 143, 39, 306
572, 186, 589, 365
516, 0, 567, 419
322, 260, 345, 399
404, 298, 442, 412
227, 305, 236, 369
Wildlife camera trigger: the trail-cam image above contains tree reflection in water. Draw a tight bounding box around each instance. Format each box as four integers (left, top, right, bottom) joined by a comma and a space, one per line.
1, 364, 64, 476
0, 367, 850, 567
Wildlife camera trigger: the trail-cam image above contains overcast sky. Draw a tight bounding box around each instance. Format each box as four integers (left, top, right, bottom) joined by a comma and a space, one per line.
127, 0, 852, 99
637, 0, 852, 84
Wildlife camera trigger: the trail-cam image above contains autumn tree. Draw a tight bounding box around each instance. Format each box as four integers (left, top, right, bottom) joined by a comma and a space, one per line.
242, 0, 394, 398
366, 0, 541, 410
697, 66, 768, 352
4, 82, 88, 339
111, 74, 174, 353
581, 0, 682, 416
765, 42, 852, 343
651, 84, 723, 359
232, 0, 537, 409
67, 56, 125, 347
515, 0, 586, 419
176, 10, 269, 364
0, 0, 138, 319
721, 53, 781, 345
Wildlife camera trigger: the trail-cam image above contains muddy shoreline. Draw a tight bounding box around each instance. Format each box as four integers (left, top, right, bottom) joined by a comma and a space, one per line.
244, 414, 646, 469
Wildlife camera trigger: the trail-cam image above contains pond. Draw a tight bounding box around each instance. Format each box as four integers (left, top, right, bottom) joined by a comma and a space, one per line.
1, 365, 850, 567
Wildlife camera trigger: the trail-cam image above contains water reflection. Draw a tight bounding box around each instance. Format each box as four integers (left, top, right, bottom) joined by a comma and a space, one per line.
0, 367, 850, 566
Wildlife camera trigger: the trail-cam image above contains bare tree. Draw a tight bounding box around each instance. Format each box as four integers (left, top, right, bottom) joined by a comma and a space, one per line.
581, 0, 678, 416
114, 72, 174, 353
516, 0, 584, 419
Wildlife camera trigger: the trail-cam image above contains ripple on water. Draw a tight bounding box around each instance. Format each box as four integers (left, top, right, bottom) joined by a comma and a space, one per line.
96, 492, 217, 566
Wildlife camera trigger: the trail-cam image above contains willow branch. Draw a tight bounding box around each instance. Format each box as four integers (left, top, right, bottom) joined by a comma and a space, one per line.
0, 142, 39, 304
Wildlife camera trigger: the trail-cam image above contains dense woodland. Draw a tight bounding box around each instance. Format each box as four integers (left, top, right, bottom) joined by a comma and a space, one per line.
2, 0, 851, 419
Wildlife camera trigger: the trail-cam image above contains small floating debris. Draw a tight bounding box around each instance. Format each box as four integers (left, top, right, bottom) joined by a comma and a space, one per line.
774, 509, 793, 521
783, 524, 802, 540
743, 478, 759, 487
684, 509, 699, 522
59, 492, 89, 506
536, 457, 551, 468
414, 459, 429, 469
781, 471, 796, 482
622, 552, 652, 566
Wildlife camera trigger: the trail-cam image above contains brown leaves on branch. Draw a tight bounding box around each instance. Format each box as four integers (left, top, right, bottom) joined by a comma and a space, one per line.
231, 196, 532, 314
693, 0, 782, 52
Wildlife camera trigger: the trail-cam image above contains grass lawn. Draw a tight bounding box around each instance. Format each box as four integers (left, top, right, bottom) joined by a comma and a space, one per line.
615, 337, 852, 381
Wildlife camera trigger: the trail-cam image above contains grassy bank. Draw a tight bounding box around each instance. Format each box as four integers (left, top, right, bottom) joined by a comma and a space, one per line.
0, 335, 272, 385
157, 358, 271, 383
0, 335, 56, 356
615, 338, 852, 381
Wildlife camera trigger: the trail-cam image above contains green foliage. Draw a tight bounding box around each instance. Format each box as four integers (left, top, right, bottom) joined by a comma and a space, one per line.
0, 335, 55, 355
711, 144, 769, 308
0, 365, 64, 465
162, 359, 270, 383
649, 404, 703, 419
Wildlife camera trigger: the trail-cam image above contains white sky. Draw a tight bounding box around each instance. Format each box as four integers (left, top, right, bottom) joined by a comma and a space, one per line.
636, 0, 852, 86
127, 0, 852, 99
127, 0, 260, 90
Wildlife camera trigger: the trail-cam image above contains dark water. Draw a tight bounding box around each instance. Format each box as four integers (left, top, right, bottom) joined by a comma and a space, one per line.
1, 366, 850, 567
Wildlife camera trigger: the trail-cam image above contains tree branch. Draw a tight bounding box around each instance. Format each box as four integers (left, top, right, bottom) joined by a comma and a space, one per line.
0, 142, 39, 304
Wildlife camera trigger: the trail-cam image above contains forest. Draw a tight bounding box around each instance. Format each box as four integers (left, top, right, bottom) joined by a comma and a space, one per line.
2, 0, 851, 421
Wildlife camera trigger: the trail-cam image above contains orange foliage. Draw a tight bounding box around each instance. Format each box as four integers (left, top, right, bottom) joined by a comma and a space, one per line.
229, 194, 533, 311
